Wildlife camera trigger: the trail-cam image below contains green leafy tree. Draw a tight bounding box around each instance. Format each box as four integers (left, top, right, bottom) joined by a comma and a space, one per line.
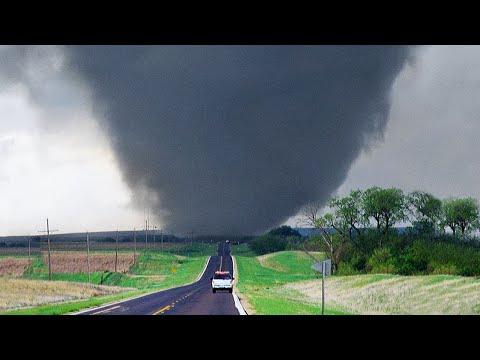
268, 225, 301, 238
442, 197, 480, 236
363, 187, 407, 235
328, 189, 368, 248
408, 191, 442, 234
248, 234, 288, 255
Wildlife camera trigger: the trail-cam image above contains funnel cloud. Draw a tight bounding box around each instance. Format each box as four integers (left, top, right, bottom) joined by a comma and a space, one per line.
64, 46, 412, 234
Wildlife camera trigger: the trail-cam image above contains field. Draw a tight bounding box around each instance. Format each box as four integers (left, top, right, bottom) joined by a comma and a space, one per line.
235, 251, 349, 314
0, 257, 31, 276
1, 248, 209, 314
0, 278, 128, 312
235, 250, 480, 315
0, 241, 217, 256
288, 274, 480, 314
43, 251, 134, 273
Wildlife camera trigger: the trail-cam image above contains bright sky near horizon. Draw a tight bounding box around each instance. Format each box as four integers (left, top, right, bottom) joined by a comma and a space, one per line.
2, 46, 480, 236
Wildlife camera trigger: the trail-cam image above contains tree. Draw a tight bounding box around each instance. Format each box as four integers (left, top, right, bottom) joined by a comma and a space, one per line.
363, 187, 407, 235
249, 234, 288, 255
313, 213, 347, 273
408, 191, 442, 234
329, 189, 368, 247
299, 202, 322, 228
268, 225, 301, 238
442, 197, 480, 236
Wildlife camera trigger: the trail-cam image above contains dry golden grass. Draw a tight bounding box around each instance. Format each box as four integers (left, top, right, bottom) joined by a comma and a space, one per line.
286, 275, 480, 315
0, 277, 127, 311
43, 252, 134, 274
0, 257, 30, 277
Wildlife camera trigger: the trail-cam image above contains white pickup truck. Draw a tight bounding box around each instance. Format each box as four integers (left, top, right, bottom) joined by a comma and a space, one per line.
211, 271, 234, 293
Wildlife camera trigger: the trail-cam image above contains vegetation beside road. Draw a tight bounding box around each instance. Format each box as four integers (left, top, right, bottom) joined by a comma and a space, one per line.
247, 188, 480, 278
0, 277, 128, 313
235, 249, 480, 315
236, 184, 480, 315
235, 251, 350, 315
1, 250, 209, 314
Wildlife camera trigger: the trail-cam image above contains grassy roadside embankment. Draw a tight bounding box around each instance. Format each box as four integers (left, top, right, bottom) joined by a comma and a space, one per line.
234, 249, 350, 315
234, 247, 480, 315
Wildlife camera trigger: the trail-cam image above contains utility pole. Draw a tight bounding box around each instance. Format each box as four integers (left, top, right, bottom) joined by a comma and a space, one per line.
86, 231, 91, 285
153, 226, 156, 249
133, 228, 137, 265
115, 230, 119, 273
161, 228, 164, 251
38, 218, 58, 281
145, 220, 148, 252
28, 234, 31, 271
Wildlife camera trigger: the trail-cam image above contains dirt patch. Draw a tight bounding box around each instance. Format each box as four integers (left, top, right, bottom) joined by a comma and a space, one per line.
43, 252, 134, 274
0, 257, 30, 277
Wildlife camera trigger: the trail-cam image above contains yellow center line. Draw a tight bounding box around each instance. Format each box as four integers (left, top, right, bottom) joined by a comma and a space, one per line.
152, 290, 200, 315
152, 305, 171, 315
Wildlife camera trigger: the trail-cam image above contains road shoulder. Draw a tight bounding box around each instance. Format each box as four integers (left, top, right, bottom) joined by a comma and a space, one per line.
232, 255, 253, 315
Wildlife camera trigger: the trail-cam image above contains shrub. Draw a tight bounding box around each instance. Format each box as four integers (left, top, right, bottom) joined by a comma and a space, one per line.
430, 263, 458, 275
367, 248, 396, 274
395, 241, 429, 275
350, 253, 367, 272
336, 262, 359, 275
248, 234, 288, 255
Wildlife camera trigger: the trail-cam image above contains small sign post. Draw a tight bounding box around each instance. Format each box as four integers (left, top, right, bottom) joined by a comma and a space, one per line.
322, 261, 325, 315
311, 258, 331, 316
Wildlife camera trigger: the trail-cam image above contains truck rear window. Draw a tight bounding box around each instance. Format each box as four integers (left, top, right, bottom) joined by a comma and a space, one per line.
213, 274, 231, 280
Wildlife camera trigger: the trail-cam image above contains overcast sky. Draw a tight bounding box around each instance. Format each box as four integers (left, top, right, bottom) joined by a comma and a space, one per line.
288, 46, 480, 226
0, 46, 144, 236
2, 45, 480, 236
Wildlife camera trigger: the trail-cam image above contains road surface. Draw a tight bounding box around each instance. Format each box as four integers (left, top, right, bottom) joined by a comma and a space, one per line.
76, 241, 239, 315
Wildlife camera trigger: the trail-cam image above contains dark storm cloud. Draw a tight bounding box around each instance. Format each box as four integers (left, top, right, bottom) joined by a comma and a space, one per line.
63, 46, 412, 234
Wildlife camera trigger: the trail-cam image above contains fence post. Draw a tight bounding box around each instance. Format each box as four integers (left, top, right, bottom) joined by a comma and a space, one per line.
322, 261, 325, 316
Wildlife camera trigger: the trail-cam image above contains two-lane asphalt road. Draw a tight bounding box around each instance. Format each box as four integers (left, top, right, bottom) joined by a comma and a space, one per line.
76, 241, 239, 315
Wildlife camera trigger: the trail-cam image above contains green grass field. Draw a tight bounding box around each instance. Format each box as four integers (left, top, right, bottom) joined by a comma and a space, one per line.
231, 243, 256, 257
235, 251, 350, 314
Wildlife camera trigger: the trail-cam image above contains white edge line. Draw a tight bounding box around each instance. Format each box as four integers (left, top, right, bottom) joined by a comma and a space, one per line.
231, 255, 247, 315
195, 255, 210, 282
90, 305, 121, 315
71, 256, 212, 315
